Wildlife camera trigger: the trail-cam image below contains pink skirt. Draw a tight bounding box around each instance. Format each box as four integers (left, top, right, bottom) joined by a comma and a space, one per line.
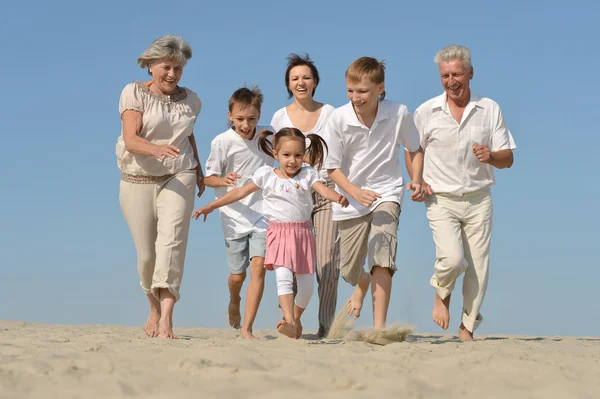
265, 221, 316, 274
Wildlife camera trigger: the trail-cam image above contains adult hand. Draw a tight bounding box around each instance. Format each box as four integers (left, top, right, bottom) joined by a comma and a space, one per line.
407, 181, 423, 202
196, 175, 206, 198
191, 206, 214, 222
152, 144, 180, 161
222, 172, 241, 187
472, 144, 492, 164
354, 189, 382, 208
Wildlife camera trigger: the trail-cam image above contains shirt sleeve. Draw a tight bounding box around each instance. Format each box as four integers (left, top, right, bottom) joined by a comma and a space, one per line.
322, 113, 343, 169
490, 104, 511, 152
119, 83, 143, 115
398, 107, 421, 153
507, 130, 517, 150
205, 138, 225, 177
413, 107, 427, 150
252, 165, 271, 189
306, 167, 322, 188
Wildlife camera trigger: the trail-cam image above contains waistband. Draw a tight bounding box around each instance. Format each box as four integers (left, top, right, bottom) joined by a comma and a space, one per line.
120, 169, 196, 184
268, 220, 313, 230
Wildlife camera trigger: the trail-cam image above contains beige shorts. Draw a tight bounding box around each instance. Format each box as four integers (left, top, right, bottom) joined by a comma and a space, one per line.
338, 202, 401, 286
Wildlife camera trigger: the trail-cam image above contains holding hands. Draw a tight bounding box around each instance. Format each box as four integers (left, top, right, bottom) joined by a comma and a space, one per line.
408, 181, 432, 202
222, 172, 241, 187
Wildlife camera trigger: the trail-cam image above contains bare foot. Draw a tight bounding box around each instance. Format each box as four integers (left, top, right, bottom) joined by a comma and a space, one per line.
240, 327, 257, 340
145, 294, 161, 338
228, 299, 241, 329
157, 316, 178, 339
458, 323, 474, 342
276, 319, 296, 339
346, 271, 371, 319
294, 318, 303, 339
432, 293, 451, 330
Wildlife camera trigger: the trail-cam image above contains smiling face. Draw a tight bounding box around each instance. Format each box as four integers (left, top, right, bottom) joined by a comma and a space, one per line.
438, 59, 473, 106
346, 76, 384, 120
149, 59, 184, 95
273, 137, 305, 177
288, 65, 316, 100
228, 103, 260, 140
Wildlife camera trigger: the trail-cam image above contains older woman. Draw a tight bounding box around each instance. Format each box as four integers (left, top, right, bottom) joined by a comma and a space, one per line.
270, 53, 339, 339
116, 35, 205, 339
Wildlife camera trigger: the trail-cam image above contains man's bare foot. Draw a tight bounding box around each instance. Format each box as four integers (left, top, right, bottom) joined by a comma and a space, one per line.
432, 293, 451, 330
346, 271, 371, 319
240, 326, 257, 340
458, 323, 474, 342
276, 319, 296, 339
157, 316, 178, 339
294, 318, 303, 339
228, 299, 241, 329
145, 294, 161, 338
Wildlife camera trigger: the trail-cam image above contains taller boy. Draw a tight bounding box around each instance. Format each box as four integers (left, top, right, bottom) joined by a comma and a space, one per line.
324, 57, 424, 327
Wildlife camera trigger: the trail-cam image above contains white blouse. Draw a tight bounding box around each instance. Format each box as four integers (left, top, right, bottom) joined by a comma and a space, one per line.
116, 82, 202, 176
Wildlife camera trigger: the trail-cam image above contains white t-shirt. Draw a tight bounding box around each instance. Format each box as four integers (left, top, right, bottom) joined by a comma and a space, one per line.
414, 92, 515, 195
270, 104, 335, 180
323, 100, 421, 221
252, 165, 322, 222
205, 127, 274, 239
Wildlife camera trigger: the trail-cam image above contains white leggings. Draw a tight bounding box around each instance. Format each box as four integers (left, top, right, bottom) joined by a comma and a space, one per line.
275, 267, 314, 309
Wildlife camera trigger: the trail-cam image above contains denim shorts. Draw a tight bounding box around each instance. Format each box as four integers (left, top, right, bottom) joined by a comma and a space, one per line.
224, 230, 267, 274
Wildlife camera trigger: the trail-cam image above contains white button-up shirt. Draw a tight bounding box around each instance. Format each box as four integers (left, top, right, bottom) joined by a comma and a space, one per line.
324, 100, 421, 221
414, 93, 515, 196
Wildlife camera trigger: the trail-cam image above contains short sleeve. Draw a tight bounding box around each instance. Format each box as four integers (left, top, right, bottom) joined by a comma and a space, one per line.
413, 107, 427, 150
399, 107, 420, 153
490, 105, 510, 152
252, 165, 272, 189
205, 138, 225, 177
305, 167, 322, 188
507, 130, 517, 150
119, 83, 143, 115
322, 113, 343, 169
185, 88, 202, 117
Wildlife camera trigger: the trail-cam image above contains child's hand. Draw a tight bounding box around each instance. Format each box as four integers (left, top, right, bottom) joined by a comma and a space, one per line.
222, 172, 241, 187
354, 189, 381, 208
336, 194, 350, 208
191, 206, 214, 222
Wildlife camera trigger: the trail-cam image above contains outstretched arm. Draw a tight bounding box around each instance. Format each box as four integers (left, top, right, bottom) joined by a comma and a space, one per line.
192, 182, 260, 221
312, 181, 349, 207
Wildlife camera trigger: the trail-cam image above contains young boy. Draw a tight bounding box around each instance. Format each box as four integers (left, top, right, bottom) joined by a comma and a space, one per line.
204, 86, 274, 339
323, 57, 424, 328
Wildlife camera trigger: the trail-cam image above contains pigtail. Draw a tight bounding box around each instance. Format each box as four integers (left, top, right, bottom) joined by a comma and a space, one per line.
305, 134, 328, 171
258, 129, 276, 159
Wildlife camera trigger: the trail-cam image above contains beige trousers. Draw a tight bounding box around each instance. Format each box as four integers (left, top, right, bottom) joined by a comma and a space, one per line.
425, 188, 493, 332
119, 170, 196, 302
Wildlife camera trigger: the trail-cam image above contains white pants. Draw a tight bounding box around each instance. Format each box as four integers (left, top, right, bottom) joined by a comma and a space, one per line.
119, 170, 196, 301
425, 188, 493, 332
275, 267, 314, 309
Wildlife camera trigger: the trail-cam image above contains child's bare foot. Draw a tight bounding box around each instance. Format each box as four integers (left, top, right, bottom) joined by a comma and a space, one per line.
240, 326, 257, 340
294, 318, 303, 339
144, 294, 161, 338
276, 319, 296, 339
432, 293, 451, 330
228, 299, 241, 329
346, 271, 371, 319
157, 316, 178, 339
458, 323, 474, 342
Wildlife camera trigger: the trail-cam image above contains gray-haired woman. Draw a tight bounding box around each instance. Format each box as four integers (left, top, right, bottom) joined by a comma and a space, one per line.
116, 35, 205, 339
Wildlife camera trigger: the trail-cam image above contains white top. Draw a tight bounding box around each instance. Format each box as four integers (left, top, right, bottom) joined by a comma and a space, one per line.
116, 82, 202, 176
205, 127, 274, 239
252, 165, 322, 222
323, 100, 421, 221
414, 92, 516, 196
270, 104, 335, 180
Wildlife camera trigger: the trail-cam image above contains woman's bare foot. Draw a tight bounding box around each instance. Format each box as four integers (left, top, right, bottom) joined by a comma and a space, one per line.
346, 271, 371, 319
145, 294, 161, 338
276, 319, 296, 339
458, 323, 474, 342
228, 299, 241, 329
240, 326, 257, 340
432, 293, 451, 330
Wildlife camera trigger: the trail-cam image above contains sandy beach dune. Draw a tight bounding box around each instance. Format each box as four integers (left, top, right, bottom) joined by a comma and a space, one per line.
1, 320, 598, 399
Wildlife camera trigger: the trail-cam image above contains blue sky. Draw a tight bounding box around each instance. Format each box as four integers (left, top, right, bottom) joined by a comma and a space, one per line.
1, 0, 598, 337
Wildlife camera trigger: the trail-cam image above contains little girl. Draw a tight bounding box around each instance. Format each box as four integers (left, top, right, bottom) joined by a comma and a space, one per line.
193, 127, 348, 339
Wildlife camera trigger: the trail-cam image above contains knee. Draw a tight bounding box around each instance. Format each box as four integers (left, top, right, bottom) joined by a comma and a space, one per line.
295, 285, 314, 309
439, 254, 467, 274
229, 273, 246, 285
137, 252, 155, 270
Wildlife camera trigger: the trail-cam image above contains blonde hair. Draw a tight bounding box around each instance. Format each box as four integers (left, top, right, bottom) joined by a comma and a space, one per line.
137, 35, 192, 75
345, 57, 386, 100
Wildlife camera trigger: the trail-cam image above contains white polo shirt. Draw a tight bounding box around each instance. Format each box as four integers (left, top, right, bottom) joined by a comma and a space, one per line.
323, 100, 421, 221
414, 92, 515, 196
205, 126, 275, 239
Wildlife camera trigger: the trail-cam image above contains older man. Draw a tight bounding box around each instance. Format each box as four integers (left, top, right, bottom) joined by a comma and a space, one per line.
405, 45, 515, 341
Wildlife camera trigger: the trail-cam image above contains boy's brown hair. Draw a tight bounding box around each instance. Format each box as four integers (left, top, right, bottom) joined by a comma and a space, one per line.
345, 57, 386, 100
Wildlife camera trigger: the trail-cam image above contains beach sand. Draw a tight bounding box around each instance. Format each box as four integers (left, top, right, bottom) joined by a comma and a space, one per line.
1, 320, 598, 399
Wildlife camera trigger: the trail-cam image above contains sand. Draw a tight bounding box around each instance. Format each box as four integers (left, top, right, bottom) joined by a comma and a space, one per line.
1, 320, 599, 399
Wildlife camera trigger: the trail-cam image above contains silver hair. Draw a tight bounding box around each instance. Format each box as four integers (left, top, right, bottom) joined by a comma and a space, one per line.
434, 45, 472, 70
137, 35, 192, 74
